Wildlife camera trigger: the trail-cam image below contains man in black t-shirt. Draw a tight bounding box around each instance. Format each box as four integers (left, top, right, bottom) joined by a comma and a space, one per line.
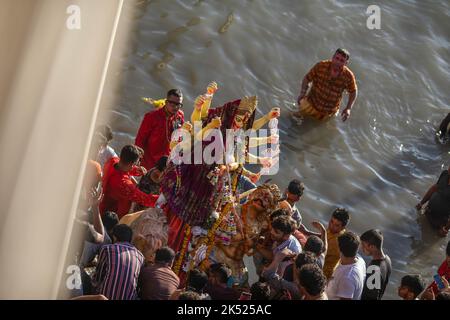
360, 229, 392, 300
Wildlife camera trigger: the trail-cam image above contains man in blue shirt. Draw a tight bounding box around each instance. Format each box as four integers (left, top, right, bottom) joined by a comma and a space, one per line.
271, 216, 302, 255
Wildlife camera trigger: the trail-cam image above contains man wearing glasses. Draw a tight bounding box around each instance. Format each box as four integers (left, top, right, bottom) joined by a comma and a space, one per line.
135, 89, 185, 170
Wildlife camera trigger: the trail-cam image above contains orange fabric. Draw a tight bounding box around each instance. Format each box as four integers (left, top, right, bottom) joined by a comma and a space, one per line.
299, 98, 336, 121
429, 260, 450, 295
305, 60, 357, 116
85, 160, 102, 188
100, 157, 157, 218
323, 228, 346, 279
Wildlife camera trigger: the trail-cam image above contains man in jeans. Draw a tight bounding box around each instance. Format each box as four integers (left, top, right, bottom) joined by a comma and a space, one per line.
326, 231, 366, 300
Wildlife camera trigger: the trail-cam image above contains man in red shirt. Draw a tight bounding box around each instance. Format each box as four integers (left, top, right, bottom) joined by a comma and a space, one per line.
429, 240, 450, 295
100, 145, 157, 218
135, 89, 184, 170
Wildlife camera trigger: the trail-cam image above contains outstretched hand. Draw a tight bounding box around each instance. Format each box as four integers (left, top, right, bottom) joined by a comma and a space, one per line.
207, 81, 218, 95
267, 107, 281, 120
87, 187, 102, 208
311, 221, 326, 234
269, 134, 279, 144
182, 121, 193, 133
209, 117, 222, 129
260, 157, 273, 168
194, 95, 206, 111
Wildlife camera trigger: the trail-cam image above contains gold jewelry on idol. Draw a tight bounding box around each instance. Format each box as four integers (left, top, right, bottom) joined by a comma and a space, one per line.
237, 96, 258, 116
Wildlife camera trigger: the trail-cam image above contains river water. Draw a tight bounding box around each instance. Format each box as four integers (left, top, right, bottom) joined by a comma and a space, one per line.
101, 0, 450, 299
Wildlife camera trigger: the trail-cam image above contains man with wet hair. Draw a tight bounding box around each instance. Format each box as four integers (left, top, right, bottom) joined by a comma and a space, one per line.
294, 48, 358, 122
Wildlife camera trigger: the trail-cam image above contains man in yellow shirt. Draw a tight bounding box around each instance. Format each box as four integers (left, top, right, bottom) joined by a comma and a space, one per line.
323, 208, 350, 279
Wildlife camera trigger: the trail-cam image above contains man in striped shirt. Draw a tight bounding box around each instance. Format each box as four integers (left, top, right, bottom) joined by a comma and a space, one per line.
93, 224, 144, 300
294, 48, 358, 121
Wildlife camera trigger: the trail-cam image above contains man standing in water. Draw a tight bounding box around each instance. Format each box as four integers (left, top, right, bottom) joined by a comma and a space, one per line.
294, 48, 358, 122
135, 89, 184, 170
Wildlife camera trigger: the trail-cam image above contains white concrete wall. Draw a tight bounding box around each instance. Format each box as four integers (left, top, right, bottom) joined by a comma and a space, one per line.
0, 0, 132, 299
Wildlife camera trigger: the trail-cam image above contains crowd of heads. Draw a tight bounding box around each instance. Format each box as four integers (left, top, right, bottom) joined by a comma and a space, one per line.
75, 82, 449, 301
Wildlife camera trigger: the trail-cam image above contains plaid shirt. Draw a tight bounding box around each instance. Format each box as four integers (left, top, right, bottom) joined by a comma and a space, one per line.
305, 60, 357, 115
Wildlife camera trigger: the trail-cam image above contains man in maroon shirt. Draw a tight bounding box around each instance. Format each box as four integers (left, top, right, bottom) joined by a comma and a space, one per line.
139, 246, 180, 300
135, 89, 184, 170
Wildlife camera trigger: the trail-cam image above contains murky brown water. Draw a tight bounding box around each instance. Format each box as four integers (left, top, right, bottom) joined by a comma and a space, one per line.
99, 0, 450, 299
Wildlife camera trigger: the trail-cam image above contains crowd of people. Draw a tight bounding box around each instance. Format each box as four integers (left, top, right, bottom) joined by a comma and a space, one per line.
71, 49, 450, 301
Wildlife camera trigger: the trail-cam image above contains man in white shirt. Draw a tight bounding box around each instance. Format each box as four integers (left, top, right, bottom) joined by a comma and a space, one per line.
326, 231, 366, 300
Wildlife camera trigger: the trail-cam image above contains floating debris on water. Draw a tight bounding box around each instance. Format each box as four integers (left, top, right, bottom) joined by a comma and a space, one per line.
186, 17, 201, 27
157, 62, 166, 70
219, 13, 234, 34
399, 144, 403, 151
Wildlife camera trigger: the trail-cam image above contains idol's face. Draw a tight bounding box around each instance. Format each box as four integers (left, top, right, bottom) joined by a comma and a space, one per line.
232, 113, 249, 130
